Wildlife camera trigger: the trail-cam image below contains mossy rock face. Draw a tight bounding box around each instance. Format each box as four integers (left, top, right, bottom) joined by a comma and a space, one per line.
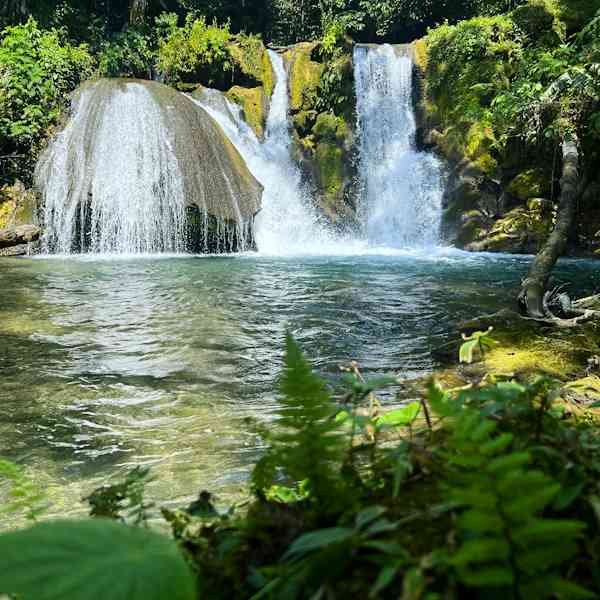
455, 209, 490, 248
225, 86, 267, 139
261, 51, 274, 98
312, 113, 349, 145
508, 169, 548, 201
283, 42, 324, 113
293, 110, 318, 137
0, 181, 38, 230
413, 39, 428, 72
310, 112, 354, 220
465, 204, 551, 253
314, 142, 344, 210
227, 37, 273, 93
281, 43, 357, 225
485, 330, 582, 379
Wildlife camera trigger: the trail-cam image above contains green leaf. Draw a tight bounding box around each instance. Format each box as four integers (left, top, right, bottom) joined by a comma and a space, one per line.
362, 540, 408, 557
356, 506, 387, 529
459, 338, 480, 364
283, 527, 354, 561
459, 565, 514, 587
370, 563, 401, 597
0, 519, 196, 600
377, 403, 421, 428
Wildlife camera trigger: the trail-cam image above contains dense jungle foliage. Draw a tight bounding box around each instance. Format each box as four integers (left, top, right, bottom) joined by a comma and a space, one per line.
416, 0, 600, 259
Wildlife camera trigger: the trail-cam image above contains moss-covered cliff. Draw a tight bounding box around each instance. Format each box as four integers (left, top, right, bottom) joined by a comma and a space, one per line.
0, 181, 40, 256
415, 0, 600, 256
223, 37, 275, 139
283, 41, 357, 225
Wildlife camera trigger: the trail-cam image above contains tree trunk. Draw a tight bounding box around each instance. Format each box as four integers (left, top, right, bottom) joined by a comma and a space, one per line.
518, 136, 580, 318
129, 0, 148, 26
0, 0, 29, 20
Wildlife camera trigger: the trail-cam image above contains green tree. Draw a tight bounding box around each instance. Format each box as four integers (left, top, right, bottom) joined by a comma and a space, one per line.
0, 18, 94, 183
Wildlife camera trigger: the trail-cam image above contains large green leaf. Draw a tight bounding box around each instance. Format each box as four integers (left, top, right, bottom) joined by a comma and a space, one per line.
0, 519, 196, 600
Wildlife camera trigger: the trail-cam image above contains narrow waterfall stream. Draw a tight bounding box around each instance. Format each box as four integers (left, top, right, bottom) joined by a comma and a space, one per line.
354, 44, 445, 247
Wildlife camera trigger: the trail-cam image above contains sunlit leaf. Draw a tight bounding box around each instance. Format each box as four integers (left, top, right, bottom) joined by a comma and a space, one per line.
377, 402, 421, 428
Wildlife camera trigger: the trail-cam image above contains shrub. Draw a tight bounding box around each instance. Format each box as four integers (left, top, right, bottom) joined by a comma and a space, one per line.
0, 18, 93, 181
98, 28, 155, 78
156, 12, 233, 88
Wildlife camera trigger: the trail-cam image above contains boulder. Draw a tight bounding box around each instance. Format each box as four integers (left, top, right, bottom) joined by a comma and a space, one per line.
36, 78, 263, 253
0, 180, 40, 255
0, 224, 41, 250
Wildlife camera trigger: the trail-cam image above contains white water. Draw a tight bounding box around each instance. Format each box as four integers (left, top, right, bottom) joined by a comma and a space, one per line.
38, 45, 446, 257
354, 44, 445, 247
197, 51, 356, 256
37, 81, 187, 254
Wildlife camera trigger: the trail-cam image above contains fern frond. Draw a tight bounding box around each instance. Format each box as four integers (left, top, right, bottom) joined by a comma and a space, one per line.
251, 333, 346, 509
439, 396, 587, 598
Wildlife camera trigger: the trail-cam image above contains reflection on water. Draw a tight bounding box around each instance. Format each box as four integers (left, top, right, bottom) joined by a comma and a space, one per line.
1, 251, 598, 525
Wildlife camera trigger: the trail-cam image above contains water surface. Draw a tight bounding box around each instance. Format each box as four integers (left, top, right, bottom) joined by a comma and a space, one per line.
1, 250, 598, 524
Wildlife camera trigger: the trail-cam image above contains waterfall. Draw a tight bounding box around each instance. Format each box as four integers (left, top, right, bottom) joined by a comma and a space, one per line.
196, 51, 349, 256
38, 81, 185, 254
37, 79, 262, 255
354, 44, 444, 247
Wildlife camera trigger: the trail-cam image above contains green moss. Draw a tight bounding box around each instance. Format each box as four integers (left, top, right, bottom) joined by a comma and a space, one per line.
262, 50, 274, 98
474, 153, 499, 176
312, 113, 347, 143
465, 121, 496, 163
0, 182, 37, 229
293, 110, 318, 137
0, 200, 13, 230
414, 39, 428, 72
508, 169, 547, 201
315, 142, 344, 205
225, 86, 266, 138
283, 43, 323, 113
469, 205, 551, 252
485, 337, 579, 378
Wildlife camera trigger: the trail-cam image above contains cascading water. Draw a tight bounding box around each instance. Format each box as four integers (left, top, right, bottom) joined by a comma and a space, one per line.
354, 44, 445, 247
38, 81, 186, 254
196, 51, 349, 256
37, 78, 262, 255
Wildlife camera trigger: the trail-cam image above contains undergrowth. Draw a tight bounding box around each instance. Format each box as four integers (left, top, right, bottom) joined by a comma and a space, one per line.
1, 333, 600, 599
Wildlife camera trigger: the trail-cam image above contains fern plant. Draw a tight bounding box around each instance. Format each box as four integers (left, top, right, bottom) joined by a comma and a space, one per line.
428, 384, 590, 599
252, 333, 346, 510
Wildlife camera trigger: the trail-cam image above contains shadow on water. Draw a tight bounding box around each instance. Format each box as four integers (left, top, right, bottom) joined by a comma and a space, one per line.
0, 252, 599, 524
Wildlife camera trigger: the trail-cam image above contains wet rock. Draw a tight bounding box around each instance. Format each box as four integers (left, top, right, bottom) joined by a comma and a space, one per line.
0, 224, 41, 250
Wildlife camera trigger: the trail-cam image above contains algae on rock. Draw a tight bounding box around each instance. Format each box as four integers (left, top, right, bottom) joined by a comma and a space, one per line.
283, 42, 357, 224
0, 181, 40, 256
